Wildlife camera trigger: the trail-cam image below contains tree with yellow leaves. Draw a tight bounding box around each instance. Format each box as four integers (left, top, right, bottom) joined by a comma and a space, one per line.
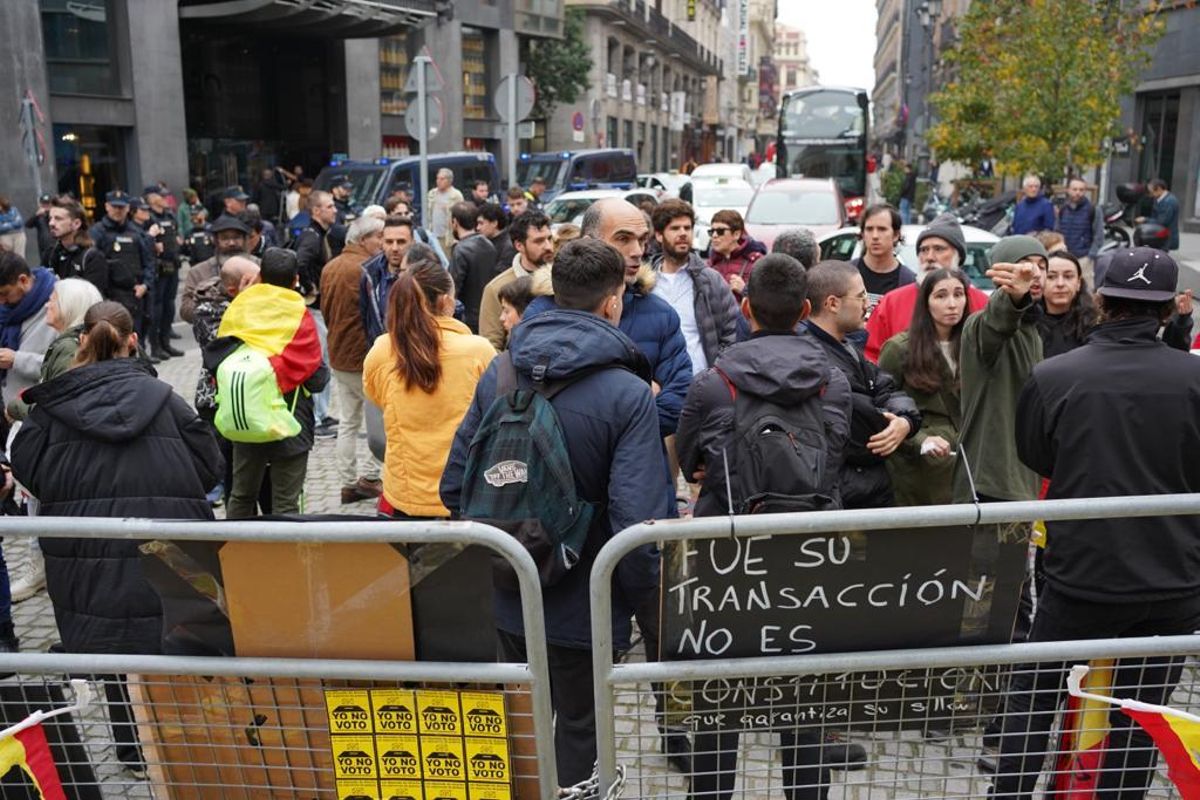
928, 0, 1163, 180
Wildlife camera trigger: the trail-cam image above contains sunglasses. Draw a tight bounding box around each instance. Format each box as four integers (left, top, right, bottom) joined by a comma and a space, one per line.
710, 227, 735, 237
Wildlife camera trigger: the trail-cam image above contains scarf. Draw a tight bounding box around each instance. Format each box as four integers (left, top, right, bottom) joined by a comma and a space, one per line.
0, 267, 55, 352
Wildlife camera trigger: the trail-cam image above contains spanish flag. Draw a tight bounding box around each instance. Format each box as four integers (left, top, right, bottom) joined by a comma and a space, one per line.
217, 283, 323, 393
0, 723, 67, 800
1053, 659, 1114, 798
1068, 664, 1200, 799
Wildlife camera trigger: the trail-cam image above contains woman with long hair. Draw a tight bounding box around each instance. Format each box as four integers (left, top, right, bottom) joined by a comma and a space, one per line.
363, 261, 495, 518
10, 301, 222, 775
1036, 250, 1097, 357
878, 268, 970, 505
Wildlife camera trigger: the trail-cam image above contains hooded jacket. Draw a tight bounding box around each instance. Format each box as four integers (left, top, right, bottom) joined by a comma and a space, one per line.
804, 322, 922, 509
651, 251, 740, 369
440, 308, 671, 649
707, 234, 767, 293
320, 240, 373, 371
526, 264, 692, 437
865, 281, 989, 362
1017, 317, 1200, 602
675, 332, 853, 517
10, 358, 223, 654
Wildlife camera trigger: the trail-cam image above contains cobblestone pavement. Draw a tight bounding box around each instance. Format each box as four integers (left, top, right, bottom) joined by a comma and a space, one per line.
4, 319, 1194, 799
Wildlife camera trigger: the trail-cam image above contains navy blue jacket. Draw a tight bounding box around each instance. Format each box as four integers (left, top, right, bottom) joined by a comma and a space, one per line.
1011, 195, 1056, 235
1152, 192, 1181, 250
88, 215, 156, 290
440, 309, 671, 649
526, 266, 692, 437
1056, 198, 1102, 258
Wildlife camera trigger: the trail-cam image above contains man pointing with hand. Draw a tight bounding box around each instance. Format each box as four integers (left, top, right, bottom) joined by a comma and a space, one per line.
953, 235, 1047, 506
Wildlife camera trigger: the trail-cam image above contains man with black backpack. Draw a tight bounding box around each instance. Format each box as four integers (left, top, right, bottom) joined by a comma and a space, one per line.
440, 238, 672, 787
674, 252, 852, 799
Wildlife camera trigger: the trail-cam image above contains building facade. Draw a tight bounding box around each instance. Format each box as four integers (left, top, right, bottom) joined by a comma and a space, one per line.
774, 23, 817, 94
872, 0, 904, 151
548, 0, 722, 172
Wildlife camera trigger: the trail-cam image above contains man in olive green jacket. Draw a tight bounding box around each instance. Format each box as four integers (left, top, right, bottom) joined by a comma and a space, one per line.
952, 236, 1046, 503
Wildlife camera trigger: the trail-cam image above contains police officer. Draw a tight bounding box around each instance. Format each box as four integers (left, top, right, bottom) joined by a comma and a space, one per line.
88, 190, 155, 346
145, 186, 184, 359
183, 207, 214, 265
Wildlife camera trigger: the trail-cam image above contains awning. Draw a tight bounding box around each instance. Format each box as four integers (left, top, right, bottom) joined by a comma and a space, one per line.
178, 0, 436, 37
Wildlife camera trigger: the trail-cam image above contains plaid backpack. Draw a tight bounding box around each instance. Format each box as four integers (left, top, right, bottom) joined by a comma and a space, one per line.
460, 353, 610, 590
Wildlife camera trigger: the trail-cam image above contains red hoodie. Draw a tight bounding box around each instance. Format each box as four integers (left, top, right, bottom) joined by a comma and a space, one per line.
708, 234, 767, 295
864, 282, 990, 363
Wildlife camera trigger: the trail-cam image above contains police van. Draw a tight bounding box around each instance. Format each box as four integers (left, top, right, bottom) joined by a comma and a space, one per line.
516, 148, 638, 204
314, 152, 499, 226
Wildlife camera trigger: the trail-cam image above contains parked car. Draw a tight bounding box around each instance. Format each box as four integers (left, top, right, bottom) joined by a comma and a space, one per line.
637, 172, 691, 198
517, 149, 638, 203
689, 163, 754, 185
541, 188, 660, 231
817, 223, 1001, 291
314, 152, 498, 227
691, 178, 756, 253
743, 178, 846, 251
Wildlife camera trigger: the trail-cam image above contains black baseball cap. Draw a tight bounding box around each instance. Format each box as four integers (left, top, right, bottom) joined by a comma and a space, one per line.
38, 193, 53, 204
209, 214, 251, 235
105, 190, 130, 206
1097, 247, 1178, 302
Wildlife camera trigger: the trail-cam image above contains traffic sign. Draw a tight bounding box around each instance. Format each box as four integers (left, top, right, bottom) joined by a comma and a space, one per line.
404, 56, 444, 94
405, 94, 443, 140
494, 75, 535, 123
572, 111, 585, 132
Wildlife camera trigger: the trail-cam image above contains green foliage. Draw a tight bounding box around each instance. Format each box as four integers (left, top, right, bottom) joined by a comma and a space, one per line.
524, 8, 593, 120
928, 0, 1163, 181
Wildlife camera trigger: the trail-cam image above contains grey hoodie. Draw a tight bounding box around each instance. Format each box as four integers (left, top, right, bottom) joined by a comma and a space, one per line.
675, 331, 853, 517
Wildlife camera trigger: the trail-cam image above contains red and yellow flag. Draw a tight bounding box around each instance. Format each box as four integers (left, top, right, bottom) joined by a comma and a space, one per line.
217, 283, 322, 394
1053, 659, 1114, 798
0, 723, 67, 800
1068, 664, 1200, 799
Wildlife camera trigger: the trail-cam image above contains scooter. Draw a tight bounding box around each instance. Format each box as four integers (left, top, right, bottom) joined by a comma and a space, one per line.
1098, 183, 1146, 252
1133, 221, 1171, 250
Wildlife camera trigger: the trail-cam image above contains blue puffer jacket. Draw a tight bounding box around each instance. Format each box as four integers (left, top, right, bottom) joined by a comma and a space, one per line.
440, 308, 671, 649
525, 264, 693, 437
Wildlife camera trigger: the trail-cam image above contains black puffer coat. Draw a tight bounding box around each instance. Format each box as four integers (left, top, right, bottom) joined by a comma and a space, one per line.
11, 358, 223, 655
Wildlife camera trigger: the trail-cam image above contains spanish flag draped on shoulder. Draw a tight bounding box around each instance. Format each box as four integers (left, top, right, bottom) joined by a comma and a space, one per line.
217, 283, 323, 393
1068, 664, 1200, 798
0, 722, 67, 799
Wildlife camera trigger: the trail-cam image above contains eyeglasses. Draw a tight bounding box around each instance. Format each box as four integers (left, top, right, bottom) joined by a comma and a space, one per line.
917, 243, 953, 257
710, 227, 734, 237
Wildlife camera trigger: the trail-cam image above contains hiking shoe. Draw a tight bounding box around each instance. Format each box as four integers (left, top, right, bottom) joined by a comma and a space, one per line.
9, 556, 46, 603
314, 419, 339, 439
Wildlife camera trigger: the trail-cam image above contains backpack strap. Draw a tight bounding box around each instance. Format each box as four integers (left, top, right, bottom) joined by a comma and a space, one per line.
714, 366, 737, 401
495, 351, 519, 397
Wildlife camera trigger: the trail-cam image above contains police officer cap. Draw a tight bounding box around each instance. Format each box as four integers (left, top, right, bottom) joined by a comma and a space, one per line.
105, 190, 130, 207
334, 176, 354, 189
128, 197, 146, 211
142, 185, 163, 198
224, 186, 250, 201
209, 214, 251, 235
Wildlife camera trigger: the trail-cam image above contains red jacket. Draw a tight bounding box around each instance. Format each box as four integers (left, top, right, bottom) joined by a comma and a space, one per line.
708, 235, 766, 294
864, 282, 990, 362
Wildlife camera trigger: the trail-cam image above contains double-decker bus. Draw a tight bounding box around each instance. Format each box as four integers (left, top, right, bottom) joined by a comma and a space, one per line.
777, 86, 870, 222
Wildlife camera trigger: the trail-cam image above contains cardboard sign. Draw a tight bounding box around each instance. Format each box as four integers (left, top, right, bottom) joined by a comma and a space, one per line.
420, 736, 466, 782
461, 692, 507, 738
332, 735, 379, 780
372, 689, 418, 734
327, 690, 375, 734
662, 523, 1028, 730
464, 737, 511, 784
376, 735, 422, 780
416, 690, 463, 736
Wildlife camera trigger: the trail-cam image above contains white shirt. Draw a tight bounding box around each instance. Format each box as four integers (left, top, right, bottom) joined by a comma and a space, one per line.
654, 268, 706, 374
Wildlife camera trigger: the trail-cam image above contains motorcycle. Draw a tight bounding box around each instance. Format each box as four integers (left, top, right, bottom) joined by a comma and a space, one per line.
1098, 183, 1147, 253
1133, 221, 1171, 250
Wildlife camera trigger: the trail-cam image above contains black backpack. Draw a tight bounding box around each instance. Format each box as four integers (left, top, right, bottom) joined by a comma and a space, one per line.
714, 367, 836, 514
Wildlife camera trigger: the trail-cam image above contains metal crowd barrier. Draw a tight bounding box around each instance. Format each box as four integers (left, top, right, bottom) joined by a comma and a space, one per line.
0, 517, 559, 799
590, 494, 1200, 799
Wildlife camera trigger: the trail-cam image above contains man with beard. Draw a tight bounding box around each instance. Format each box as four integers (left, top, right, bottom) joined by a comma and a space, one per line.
180, 215, 252, 324
478, 210, 553, 350
45, 197, 108, 291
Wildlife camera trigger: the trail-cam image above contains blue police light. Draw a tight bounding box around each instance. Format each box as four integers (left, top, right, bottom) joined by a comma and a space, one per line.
329, 159, 343, 167
519, 153, 531, 161
375, 158, 390, 165
561, 152, 571, 159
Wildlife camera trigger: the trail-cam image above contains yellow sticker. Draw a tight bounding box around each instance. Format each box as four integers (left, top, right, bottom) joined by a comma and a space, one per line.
461, 692, 507, 738
331, 734, 379, 780
423, 781, 468, 800
416, 690, 463, 736
371, 689, 418, 734
379, 779, 425, 800
464, 737, 510, 785
326, 689, 375, 734
420, 735, 466, 781
376, 734, 422, 780
336, 779, 381, 800
467, 784, 513, 800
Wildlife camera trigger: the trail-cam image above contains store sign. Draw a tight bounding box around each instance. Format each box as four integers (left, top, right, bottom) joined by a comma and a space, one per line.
737, 0, 750, 75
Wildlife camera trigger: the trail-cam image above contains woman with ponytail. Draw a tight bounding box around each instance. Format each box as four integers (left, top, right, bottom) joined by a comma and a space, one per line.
363, 261, 495, 518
